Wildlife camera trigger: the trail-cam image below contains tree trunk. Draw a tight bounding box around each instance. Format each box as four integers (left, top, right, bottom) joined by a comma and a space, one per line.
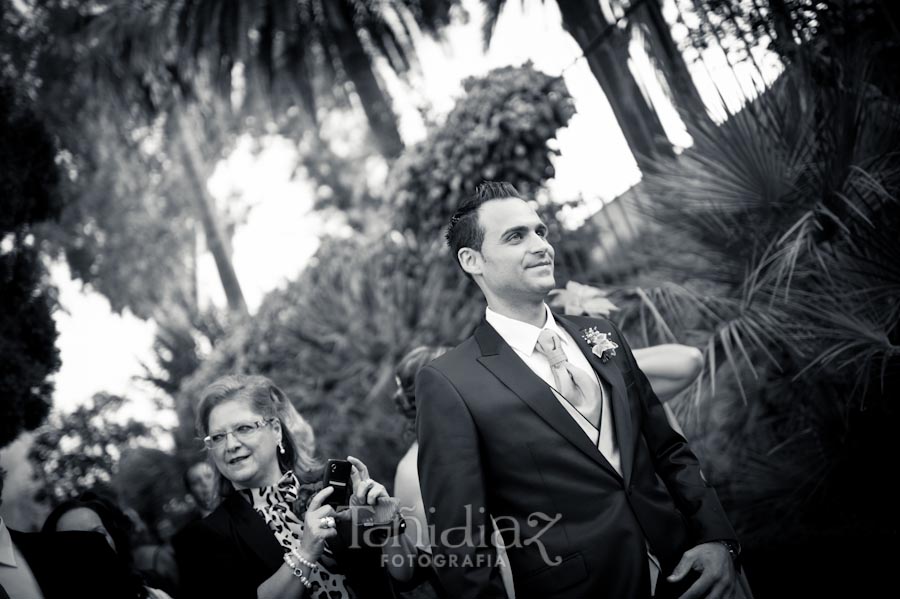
327, 0, 404, 160
176, 107, 249, 316
641, 0, 716, 137
556, 0, 674, 171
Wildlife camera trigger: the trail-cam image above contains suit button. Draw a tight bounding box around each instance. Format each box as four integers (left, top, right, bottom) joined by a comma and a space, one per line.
626, 487, 632, 496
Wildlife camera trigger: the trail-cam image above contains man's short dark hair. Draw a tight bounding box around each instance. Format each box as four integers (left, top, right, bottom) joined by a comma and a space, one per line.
445, 182, 524, 274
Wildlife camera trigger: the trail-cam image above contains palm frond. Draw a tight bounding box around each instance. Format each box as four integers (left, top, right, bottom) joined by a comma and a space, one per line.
613, 282, 785, 406
786, 289, 898, 400
687, 304, 786, 405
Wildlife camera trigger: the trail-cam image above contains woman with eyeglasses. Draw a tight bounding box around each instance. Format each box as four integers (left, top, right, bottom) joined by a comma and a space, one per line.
175, 374, 413, 599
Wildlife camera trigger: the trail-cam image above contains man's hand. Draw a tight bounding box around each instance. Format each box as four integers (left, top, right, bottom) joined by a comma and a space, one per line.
667, 542, 737, 599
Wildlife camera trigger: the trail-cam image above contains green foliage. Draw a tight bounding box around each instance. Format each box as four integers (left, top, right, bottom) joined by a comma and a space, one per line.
388, 62, 576, 241
0, 87, 61, 234
1, 3, 203, 319
600, 26, 900, 548
178, 63, 590, 485
115, 447, 198, 539
141, 300, 227, 397
1, 1, 257, 318
43, 118, 201, 319
640, 61, 900, 404
83, 0, 460, 160
29, 393, 164, 505
0, 247, 59, 448
0, 80, 63, 448
684, 0, 900, 99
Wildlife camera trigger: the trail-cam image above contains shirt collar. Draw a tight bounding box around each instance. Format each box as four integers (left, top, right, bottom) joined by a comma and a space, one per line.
0, 517, 18, 567
485, 304, 567, 356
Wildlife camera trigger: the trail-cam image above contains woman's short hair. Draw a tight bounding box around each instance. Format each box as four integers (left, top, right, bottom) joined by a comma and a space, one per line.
195, 374, 321, 495
393, 346, 452, 423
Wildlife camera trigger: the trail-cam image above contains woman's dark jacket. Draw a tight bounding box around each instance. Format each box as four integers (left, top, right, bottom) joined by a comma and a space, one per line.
172, 493, 392, 598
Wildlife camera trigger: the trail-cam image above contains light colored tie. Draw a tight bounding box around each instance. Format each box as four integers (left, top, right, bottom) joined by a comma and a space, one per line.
535, 334, 646, 582
535, 328, 621, 475
535, 329, 602, 427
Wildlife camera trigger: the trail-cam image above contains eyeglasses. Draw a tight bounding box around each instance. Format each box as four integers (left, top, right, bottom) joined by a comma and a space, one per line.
203, 419, 275, 449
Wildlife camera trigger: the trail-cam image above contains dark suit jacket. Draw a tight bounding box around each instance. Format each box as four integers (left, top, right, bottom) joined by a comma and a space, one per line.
8, 529, 137, 598
173, 492, 393, 599
416, 313, 738, 599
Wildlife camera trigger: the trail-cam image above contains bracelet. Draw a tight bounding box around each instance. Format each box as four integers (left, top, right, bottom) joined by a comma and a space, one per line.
299, 574, 312, 590
282, 553, 313, 589
290, 545, 319, 571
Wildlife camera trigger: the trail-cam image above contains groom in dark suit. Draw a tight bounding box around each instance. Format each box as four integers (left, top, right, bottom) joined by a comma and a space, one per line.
416, 182, 741, 599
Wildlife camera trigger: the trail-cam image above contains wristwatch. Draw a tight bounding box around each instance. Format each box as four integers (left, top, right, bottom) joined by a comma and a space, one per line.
718, 540, 741, 567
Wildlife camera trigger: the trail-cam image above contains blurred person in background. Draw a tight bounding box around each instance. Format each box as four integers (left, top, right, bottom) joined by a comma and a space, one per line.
176, 374, 415, 599
163, 459, 220, 594
183, 460, 218, 518
42, 491, 173, 599
1, 468, 134, 598
127, 507, 180, 598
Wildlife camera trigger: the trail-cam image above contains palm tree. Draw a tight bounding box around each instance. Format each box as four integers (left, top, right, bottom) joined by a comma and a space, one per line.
23, 0, 457, 316
147, 0, 458, 160
601, 21, 899, 586
636, 0, 717, 137
482, 0, 676, 171
175, 102, 249, 315
6, 0, 251, 317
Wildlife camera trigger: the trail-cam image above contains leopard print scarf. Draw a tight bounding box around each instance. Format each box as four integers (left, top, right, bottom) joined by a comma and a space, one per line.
247, 471, 351, 599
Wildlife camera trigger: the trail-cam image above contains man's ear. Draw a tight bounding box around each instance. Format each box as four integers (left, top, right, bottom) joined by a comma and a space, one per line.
458, 247, 482, 276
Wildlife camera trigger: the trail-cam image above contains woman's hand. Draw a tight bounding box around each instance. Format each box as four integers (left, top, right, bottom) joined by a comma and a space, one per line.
347, 455, 389, 506
299, 486, 338, 561
345, 456, 415, 582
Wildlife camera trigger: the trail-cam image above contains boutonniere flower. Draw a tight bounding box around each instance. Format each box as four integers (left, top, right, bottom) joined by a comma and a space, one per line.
581, 327, 618, 363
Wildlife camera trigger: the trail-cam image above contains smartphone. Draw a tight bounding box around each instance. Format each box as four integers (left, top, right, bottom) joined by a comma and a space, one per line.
323, 459, 352, 508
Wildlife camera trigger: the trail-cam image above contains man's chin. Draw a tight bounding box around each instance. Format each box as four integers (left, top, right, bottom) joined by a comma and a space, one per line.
533, 277, 556, 297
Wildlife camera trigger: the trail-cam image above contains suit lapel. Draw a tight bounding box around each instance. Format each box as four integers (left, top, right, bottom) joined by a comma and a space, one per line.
555, 314, 635, 487
474, 321, 623, 479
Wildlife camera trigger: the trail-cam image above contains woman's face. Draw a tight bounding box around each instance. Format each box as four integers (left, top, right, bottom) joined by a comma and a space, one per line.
186, 462, 216, 508
55, 507, 116, 552
207, 398, 283, 490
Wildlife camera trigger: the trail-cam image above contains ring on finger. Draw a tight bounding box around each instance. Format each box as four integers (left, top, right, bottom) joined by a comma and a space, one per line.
319, 516, 336, 529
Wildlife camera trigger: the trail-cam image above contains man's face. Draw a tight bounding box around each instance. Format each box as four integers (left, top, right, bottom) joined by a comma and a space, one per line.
462, 197, 556, 304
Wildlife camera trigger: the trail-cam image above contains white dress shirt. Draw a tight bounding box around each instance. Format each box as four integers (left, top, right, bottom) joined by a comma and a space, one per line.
485, 304, 620, 474
485, 304, 660, 593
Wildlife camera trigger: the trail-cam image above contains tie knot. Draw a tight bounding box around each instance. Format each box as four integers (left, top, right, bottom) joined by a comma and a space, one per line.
535, 329, 567, 368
